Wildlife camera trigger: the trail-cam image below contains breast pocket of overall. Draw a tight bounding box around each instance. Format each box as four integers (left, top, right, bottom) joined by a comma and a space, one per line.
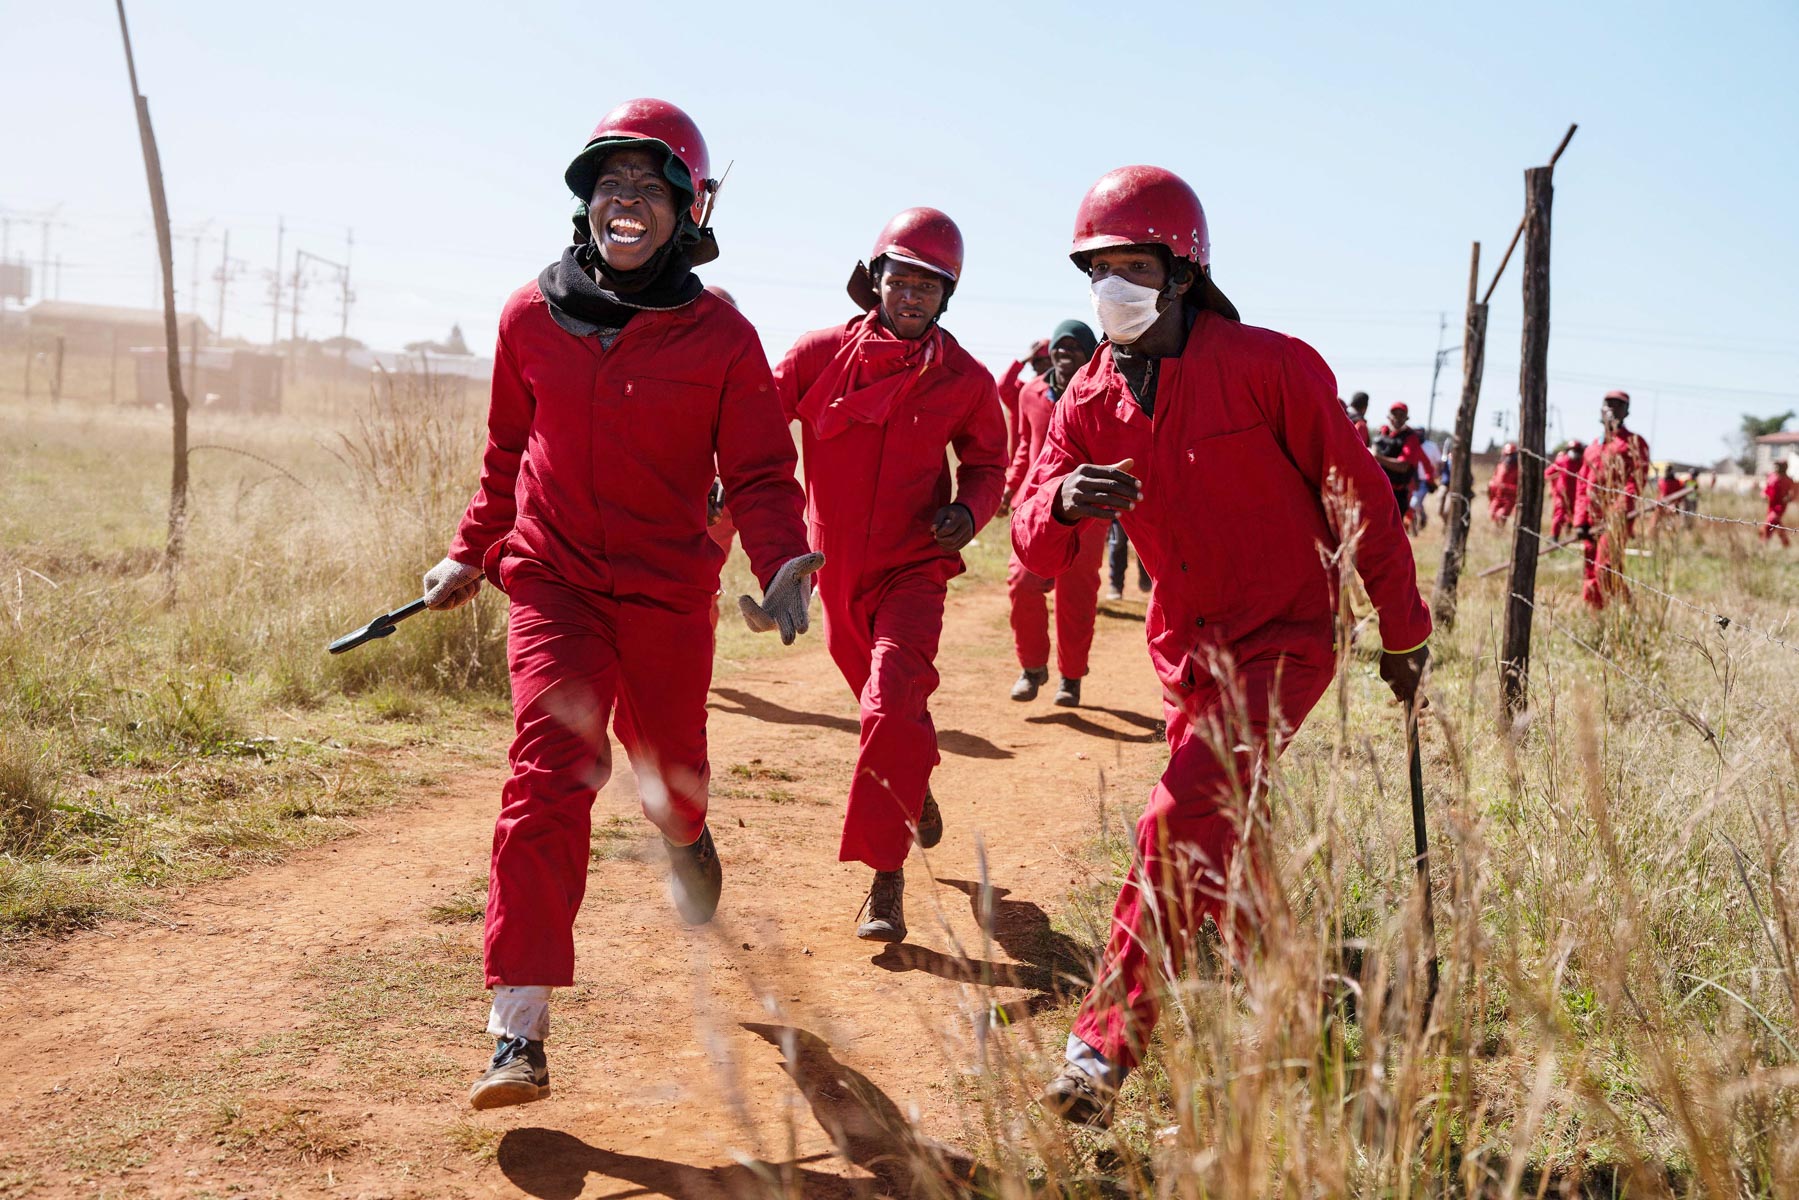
886, 393, 967, 528
1181, 422, 1320, 619
610, 376, 721, 508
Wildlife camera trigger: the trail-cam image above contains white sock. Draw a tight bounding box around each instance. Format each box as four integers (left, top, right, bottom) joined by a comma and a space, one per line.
1065, 1033, 1123, 1092
487, 985, 552, 1042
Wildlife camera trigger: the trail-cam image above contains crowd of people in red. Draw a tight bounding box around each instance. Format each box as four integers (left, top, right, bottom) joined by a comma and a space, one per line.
413, 96, 1789, 1125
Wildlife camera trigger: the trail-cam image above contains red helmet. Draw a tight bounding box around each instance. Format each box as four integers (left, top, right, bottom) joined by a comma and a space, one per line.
565, 98, 715, 223
1504, 442, 1518, 454
1071, 166, 1238, 320
1604, 389, 1631, 405
869, 207, 963, 283
1390, 402, 1410, 418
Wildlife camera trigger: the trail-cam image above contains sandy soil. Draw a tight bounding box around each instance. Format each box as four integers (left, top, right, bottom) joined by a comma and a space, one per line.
0, 580, 1169, 1198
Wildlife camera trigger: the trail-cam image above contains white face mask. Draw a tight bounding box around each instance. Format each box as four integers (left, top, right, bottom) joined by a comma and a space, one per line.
1089, 275, 1164, 345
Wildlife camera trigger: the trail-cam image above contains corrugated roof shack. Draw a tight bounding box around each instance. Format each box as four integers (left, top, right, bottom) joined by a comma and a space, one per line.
23, 300, 211, 353
132, 346, 282, 413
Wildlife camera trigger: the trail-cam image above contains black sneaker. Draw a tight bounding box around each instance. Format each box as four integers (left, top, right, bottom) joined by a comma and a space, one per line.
915, 791, 943, 849
1010, 667, 1049, 701
855, 869, 906, 943
1053, 677, 1082, 708
468, 1036, 549, 1110
1041, 1062, 1114, 1128
666, 825, 723, 925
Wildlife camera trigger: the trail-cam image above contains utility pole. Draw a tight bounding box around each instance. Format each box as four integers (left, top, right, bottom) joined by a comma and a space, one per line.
338, 227, 355, 384
268, 215, 284, 347
1423, 311, 1449, 435
54, 255, 62, 300
114, 0, 192, 590
1501, 164, 1558, 717
212, 229, 244, 339
289, 252, 304, 381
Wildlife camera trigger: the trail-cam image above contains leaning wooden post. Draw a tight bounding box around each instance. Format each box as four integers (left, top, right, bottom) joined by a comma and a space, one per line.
115, 0, 191, 593
1500, 166, 1555, 716
1431, 241, 1488, 629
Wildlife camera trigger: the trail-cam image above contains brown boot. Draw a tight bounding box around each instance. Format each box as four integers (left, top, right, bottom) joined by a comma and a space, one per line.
855, 869, 906, 943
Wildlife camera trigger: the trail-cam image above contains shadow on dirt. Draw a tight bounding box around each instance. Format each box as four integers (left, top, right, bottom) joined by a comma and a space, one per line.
742, 1022, 989, 1197
497, 1130, 855, 1200
871, 878, 1093, 1016
711, 688, 1013, 760
1024, 706, 1163, 745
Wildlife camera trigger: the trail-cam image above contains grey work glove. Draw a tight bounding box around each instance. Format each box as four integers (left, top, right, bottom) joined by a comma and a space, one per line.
738, 552, 825, 645
422, 556, 482, 611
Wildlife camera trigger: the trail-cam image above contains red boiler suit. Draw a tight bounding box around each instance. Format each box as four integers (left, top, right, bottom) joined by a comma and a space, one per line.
452, 283, 809, 988
1549, 451, 1581, 540
997, 357, 1032, 467
1013, 311, 1431, 1073
1763, 471, 1796, 545
1573, 426, 1648, 610
1487, 457, 1519, 525
776, 312, 1007, 873
1005, 376, 1106, 679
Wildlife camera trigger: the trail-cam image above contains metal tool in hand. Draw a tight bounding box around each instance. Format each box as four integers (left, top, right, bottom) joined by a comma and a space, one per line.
1407, 705, 1440, 1013
327, 597, 429, 654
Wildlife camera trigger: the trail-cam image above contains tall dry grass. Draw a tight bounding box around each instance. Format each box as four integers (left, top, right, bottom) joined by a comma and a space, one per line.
0, 361, 509, 938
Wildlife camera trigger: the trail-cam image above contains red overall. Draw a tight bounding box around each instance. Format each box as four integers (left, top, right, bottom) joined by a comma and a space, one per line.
1374, 425, 1434, 523
1573, 426, 1649, 611
1006, 376, 1105, 678
1013, 312, 1430, 1072
453, 283, 809, 988
1487, 457, 1519, 525
997, 357, 1032, 468
776, 312, 1007, 873
1763, 471, 1796, 545
1548, 451, 1581, 539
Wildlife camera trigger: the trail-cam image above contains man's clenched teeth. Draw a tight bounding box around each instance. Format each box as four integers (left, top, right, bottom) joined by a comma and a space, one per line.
606, 217, 647, 245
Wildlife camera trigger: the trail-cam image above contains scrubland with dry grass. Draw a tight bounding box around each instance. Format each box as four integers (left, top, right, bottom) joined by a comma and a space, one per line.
2, 340, 1797, 1196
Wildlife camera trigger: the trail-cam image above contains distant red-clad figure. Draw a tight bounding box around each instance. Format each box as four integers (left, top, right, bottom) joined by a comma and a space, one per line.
1763, 461, 1796, 546
1371, 402, 1435, 533
1346, 391, 1371, 447
1646, 462, 1681, 535
1486, 443, 1519, 525
1548, 439, 1584, 540
997, 339, 1051, 470
1573, 390, 1650, 610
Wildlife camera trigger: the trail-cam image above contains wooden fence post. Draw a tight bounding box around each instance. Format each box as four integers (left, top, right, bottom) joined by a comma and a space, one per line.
1500, 166, 1555, 716
1431, 241, 1488, 629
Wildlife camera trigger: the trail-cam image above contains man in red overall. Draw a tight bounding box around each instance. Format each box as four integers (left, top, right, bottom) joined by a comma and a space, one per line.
1487, 442, 1519, 526
1011, 166, 1430, 1126
1005, 320, 1104, 706
1347, 392, 1371, 447
774, 208, 1007, 944
1574, 390, 1650, 610
997, 340, 1051, 467
1372, 402, 1434, 534
1548, 439, 1585, 541
423, 99, 818, 1109
1763, 460, 1796, 546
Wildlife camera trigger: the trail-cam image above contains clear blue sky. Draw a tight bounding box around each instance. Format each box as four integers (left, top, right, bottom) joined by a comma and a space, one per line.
4, 0, 1795, 463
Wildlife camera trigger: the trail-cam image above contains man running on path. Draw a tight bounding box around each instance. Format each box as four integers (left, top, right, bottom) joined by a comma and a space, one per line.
997, 340, 1051, 467
1574, 390, 1650, 610
774, 207, 1007, 945
423, 99, 818, 1110
1372, 402, 1434, 534
1005, 320, 1104, 707
1012, 165, 1430, 1127
1487, 442, 1519, 526
1549, 438, 1584, 540
1763, 460, 1796, 546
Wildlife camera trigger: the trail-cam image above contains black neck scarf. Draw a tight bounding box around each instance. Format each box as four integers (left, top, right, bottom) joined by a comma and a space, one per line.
538, 235, 703, 332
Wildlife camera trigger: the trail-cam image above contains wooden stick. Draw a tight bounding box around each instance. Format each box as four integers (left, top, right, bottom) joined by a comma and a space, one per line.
1481, 124, 1578, 305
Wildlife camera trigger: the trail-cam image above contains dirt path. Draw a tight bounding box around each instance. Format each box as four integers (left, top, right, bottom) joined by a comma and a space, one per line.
0, 581, 1168, 1199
